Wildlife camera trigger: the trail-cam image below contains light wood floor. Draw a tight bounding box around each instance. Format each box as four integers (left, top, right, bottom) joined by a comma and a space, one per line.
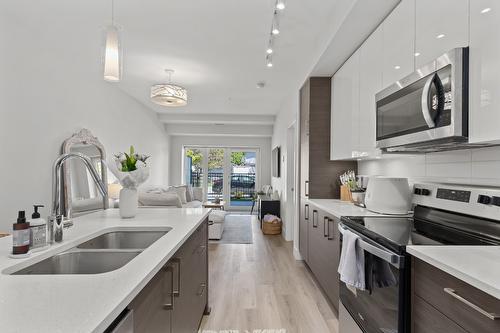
199, 215, 339, 333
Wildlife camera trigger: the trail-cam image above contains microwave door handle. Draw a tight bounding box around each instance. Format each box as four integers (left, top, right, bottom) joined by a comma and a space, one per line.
421, 74, 436, 128
339, 224, 403, 268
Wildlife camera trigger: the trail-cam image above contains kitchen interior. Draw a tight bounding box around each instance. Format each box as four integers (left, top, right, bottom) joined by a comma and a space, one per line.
2, 0, 500, 332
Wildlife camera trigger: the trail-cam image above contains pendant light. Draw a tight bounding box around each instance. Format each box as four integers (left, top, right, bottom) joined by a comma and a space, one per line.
150, 69, 188, 107
103, 0, 122, 82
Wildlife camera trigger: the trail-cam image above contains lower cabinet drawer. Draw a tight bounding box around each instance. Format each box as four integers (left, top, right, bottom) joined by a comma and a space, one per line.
413, 258, 500, 333
413, 295, 467, 333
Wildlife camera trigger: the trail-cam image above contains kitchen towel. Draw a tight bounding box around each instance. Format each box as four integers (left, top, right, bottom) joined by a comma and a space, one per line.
338, 228, 366, 290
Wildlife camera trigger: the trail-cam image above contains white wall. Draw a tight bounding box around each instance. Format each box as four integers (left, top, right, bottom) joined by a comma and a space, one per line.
358, 146, 500, 186
271, 93, 300, 243
168, 135, 272, 190
0, 5, 169, 232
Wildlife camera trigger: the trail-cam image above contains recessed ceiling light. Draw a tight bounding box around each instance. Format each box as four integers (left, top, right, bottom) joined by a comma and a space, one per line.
414, 52, 421, 57
436, 34, 445, 39
266, 54, 273, 68
481, 7, 492, 14
266, 48, 273, 54
256, 81, 266, 88
272, 28, 280, 35
276, 1, 285, 10
394, 65, 401, 70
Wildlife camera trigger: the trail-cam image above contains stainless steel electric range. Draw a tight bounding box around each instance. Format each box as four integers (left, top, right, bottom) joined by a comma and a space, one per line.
338, 183, 500, 333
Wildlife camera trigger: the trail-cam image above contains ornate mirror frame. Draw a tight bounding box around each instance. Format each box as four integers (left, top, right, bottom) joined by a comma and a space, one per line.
62, 128, 109, 217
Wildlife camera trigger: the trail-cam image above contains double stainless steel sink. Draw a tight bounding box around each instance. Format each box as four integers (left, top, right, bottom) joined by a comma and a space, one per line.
10, 229, 170, 275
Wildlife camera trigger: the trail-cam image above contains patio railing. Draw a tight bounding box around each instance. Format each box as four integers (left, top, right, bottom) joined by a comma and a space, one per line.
189, 171, 256, 202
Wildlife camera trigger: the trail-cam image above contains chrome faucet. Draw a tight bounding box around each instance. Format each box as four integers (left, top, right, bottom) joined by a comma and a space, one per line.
49, 152, 108, 243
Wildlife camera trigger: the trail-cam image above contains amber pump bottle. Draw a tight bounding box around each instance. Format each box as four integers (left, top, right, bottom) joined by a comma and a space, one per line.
12, 211, 30, 255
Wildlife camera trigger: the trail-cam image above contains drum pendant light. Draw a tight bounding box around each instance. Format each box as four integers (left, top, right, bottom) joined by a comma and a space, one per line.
150, 69, 188, 107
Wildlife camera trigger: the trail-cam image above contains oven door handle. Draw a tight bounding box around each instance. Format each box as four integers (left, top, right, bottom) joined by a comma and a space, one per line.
339, 224, 404, 268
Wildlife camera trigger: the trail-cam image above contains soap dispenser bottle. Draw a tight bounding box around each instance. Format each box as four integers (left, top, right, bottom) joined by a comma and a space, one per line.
28, 205, 47, 251
12, 211, 30, 255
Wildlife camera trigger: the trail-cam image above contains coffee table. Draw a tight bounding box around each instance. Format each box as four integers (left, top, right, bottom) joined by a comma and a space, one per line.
202, 201, 225, 210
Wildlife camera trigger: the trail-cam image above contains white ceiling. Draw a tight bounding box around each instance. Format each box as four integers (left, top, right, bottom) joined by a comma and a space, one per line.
113, 0, 341, 116
4, 0, 382, 123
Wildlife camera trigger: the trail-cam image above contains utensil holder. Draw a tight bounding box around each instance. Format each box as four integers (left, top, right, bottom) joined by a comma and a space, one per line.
340, 185, 352, 201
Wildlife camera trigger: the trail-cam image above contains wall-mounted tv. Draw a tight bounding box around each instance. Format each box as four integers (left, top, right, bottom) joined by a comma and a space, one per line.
272, 146, 281, 178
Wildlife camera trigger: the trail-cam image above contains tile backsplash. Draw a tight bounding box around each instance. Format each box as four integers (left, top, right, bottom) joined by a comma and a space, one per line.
358, 146, 500, 186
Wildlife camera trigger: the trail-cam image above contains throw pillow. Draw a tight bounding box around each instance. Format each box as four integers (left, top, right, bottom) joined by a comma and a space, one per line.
185, 185, 194, 202
138, 191, 182, 207
167, 186, 188, 204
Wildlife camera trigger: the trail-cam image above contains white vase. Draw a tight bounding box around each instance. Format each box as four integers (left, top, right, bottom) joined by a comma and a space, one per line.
119, 187, 138, 218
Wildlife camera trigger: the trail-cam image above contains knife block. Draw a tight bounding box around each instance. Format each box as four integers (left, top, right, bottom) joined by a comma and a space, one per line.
340, 185, 352, 201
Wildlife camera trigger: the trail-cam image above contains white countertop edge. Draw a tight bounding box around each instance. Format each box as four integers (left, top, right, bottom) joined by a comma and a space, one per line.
407, 246, 500, 300
306, 198, 403, 218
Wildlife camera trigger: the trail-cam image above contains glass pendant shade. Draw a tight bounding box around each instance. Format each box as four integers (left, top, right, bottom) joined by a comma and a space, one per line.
103, 25, 121, 82
150, 84, 188, 106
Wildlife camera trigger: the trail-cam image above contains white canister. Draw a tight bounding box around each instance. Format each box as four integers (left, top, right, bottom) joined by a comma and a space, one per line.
120, 187, 138, 218
365, 177, 411, 215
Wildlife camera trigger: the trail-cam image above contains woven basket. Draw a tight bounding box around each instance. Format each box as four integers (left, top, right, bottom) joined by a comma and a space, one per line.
262, 220, 282, 235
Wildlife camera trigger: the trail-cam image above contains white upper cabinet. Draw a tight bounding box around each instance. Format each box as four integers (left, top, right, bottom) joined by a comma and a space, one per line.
469, 0, 500, 143
382, 0, 415, 89
358, 26, 383, 158
331, 52, 359, 160
415, 0, 469, 68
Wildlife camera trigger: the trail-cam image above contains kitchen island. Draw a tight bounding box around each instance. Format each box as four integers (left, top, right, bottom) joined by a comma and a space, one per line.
0, 207, 210, 333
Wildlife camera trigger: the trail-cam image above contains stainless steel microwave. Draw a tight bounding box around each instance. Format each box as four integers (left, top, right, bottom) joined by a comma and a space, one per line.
375, 48, 469, 152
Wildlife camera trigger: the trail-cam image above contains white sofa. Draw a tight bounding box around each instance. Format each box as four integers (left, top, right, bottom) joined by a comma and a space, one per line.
136, 185, 225, 239
138, 185, 203, 208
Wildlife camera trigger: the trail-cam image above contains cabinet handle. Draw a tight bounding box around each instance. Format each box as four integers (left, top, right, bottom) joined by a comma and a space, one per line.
323, 216, 328, 237
305, 204, 309, 221
312, 210, 318, 228
198, 245, 207, 255
172, 258, 181, 297
197, 283, 207, 297
327, 218, 334, 240
163, 265, 175, 310
305, 181, 309, 197
443, 288, 500, 320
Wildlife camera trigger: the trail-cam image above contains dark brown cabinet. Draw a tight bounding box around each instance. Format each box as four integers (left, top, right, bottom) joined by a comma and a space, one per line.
412, 257, 500, 333
298, 77, 356, 311
301, 200, 341, 311
299, 77, 357, 200
129, 219, 208, 333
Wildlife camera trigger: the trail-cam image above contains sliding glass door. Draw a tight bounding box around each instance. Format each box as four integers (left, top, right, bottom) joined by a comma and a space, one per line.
228, 149, 257, 208
183, 146, 259, 210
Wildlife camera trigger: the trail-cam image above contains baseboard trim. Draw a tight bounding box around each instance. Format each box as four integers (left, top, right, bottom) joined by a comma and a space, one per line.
293, 246, 303, 261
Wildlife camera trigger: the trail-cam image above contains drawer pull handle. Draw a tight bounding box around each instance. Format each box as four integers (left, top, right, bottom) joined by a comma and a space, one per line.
443, 288, 500, 320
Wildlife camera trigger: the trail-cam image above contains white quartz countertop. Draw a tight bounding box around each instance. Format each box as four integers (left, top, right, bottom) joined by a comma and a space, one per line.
407, 246, 500, 300
307, 199, 395, 218
0, 207, 210, 333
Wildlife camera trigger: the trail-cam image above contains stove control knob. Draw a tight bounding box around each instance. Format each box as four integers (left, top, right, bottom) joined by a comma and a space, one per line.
421, 189, 431, 196
414, 188, 422, 195
492, 196, 500, 207
477, 195, 492, 205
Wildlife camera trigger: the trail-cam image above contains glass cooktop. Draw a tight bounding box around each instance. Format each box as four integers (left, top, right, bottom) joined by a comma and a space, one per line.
341, 205, 500, 254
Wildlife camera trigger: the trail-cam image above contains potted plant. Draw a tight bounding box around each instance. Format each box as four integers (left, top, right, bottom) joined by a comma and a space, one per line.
109, 146, 150, 218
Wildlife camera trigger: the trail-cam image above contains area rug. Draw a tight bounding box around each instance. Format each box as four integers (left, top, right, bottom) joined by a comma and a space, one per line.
212, 214, 253, 244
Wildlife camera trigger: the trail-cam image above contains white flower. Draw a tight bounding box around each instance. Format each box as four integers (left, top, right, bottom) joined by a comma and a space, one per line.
135, 160, 146, 169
